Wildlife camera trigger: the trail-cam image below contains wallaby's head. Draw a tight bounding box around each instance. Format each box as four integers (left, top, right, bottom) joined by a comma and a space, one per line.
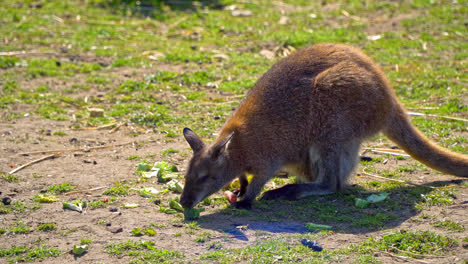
180, 128, 235, 208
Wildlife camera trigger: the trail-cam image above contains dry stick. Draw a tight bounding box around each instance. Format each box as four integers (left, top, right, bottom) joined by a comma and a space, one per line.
109, 122, 125, 134
408, 111, 468, 122
370, 150, 410, 157
64, 186, 106, 196
361, 170, 438, 190
80, 122, 117, 130
18, 141, 134, 156
380, 251, 429, 264
9, 153, 61, 174
0, 51, 57, 56
390, 246, 446, 259
363, 147, 406, 154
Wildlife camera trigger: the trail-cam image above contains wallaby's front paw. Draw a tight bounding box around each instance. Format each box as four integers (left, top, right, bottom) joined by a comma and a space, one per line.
232, 200, 252, 210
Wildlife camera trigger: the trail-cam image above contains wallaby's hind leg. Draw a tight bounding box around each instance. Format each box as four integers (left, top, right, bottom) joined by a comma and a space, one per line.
261, 141, 360, 200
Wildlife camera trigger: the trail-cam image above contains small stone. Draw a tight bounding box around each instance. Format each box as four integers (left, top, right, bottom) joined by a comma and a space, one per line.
153, 199, 161, 205
83, 160, 92, 164
301, 238, 323, 252
278, 16, 289, 25
88, 108, 104, 118
259, 49, 275, 60
93, 160, 97, 165
105, 222, 111, 226
108, 227, 123, 233
69, 137, 78, 143
2, 197, 12, 205
29, 2, 43, 8
109, 207, 118, 212
360, 155, 373, 162
231, 10, 252, 17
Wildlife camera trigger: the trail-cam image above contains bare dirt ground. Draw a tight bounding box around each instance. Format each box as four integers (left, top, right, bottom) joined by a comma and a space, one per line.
1, 111, 467, 263
0, 41, 467, 264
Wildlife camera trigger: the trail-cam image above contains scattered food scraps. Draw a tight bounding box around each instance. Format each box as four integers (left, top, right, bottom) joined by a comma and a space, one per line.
166, 179, 184, 193
72, 245, 88, 256
224, 191, 237, 203
63, 200, 86, 213
355, 192, 389, 208
184, 208, 205, 220
169, 199, 184, 212
123, 203, 140, 208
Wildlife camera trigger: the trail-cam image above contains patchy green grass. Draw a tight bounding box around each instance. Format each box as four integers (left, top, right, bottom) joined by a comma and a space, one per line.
106, 240, 184, 263
10, 221, 31, 234
80, 238, 93, 245
357, 230, 458, 257
433, 220, 465, 232
46, 183, 74, 194
36, 223, 56, 232
1, 173, 19, 182
0, 244, 61, 263
103, 181, 132, 196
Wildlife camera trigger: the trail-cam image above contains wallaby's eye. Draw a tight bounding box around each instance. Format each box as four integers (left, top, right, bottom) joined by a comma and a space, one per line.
198, 174, 209, 183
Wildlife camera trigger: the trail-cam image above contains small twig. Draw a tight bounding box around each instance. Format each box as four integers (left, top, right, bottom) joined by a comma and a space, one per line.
380, 251, 429, 264
369, 150, 410, 157
361, 170, 437, 190
64, 186, 106, 196
0, 51, 57, 56
363, 147, 406, 154
80, 122, 117, 130
18, 141, 135, 156
9, 153, 61, 174
109, 122, 125, 134
390, 246, 445, 259
408, 111, 468, 122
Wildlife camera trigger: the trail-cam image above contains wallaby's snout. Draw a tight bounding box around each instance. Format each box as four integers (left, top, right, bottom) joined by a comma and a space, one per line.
179, 193, 194, 209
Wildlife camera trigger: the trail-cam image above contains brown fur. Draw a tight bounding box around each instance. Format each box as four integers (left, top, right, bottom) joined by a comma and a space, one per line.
179, 43, 468, 209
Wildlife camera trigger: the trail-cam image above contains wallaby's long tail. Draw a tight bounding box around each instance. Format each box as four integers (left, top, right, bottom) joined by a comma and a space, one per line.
383, 103, 468, 177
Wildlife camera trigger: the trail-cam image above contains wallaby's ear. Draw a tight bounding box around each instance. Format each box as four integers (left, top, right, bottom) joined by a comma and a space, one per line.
183, 128, 205, 153
210, 131, 234, 159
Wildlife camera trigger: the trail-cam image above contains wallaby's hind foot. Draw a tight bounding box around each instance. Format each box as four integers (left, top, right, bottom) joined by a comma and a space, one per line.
260, 183, 333, 200
232, 200, 253, 209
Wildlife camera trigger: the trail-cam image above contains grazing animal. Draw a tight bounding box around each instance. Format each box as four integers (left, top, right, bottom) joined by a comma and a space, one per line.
179, 43, 468, 209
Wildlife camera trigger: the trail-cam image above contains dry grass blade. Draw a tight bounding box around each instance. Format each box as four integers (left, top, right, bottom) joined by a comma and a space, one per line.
64, 186, 106, 196
109, 122, 126, 133
18, 141, 135, 156
80, 122, 117, 130
9, 153, 61, 174
390, 246, 447, 259
370, 150, 410, 157
408, 112, 468, 122
380, 251, 429, 264
0, 51, 57, 56
361, 170, 438, 189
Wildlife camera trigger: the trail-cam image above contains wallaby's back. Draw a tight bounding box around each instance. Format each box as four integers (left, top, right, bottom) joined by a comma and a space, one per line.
219, 43, 467, 177
181, 43, 467, 210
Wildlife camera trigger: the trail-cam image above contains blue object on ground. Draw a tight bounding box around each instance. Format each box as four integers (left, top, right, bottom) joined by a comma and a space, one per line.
301, 238, 323, 252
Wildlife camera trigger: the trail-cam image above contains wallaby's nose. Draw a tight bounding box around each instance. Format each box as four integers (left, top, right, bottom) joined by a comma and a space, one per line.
179, 195, 192, 208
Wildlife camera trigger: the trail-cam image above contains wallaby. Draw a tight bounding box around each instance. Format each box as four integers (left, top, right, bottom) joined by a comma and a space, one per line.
179, 43, 468, 209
